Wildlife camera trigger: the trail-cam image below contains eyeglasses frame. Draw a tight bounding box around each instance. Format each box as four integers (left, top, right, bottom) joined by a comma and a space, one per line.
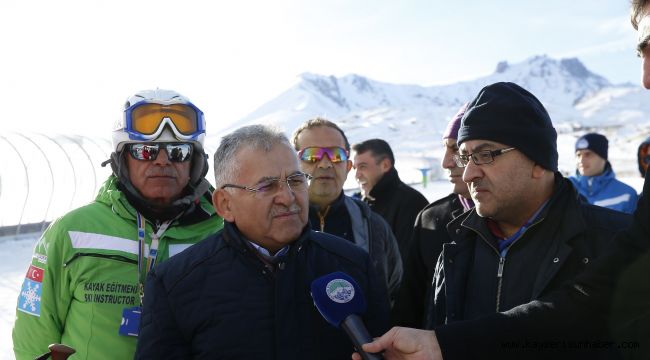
453, 147, 516, 168
220, 172, 313, 194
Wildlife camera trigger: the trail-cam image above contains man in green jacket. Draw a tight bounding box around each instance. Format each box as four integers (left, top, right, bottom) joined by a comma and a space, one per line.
12, 89, 223, 360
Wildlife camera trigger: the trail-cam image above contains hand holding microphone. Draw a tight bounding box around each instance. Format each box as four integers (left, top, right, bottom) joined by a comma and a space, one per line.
311, 271, 383, 360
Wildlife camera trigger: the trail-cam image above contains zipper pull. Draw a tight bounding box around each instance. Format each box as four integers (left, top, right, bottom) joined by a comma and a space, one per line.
317, 205, 330, 232
497, 257, 505, 278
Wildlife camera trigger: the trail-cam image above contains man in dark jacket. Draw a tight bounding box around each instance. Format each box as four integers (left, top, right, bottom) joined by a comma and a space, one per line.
352, 139, 429, 261
136, 125, 390, 359
355, 3, 650, 359
426, 83, 630, 331
392, 103, 473, 328
355, 86, 639, 360
292, 118, 403, 303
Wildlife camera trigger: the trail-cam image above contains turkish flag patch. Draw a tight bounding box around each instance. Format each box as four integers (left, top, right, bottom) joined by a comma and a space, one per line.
26, 264, 44, 283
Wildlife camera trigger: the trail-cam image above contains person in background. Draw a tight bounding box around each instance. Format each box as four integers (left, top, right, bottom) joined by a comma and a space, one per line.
12, 89, 223, 360
292, 118, 403, 303
569, 132, 638, 213
391, 103, 473, 328
352, 139, 429, 263
136, 125, 389, 359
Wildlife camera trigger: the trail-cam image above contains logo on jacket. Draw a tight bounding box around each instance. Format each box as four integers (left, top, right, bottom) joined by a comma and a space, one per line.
17, 265, 44, 316
325, 278, 355, 303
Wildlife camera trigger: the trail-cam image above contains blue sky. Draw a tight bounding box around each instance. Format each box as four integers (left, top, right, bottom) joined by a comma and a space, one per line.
0, 0, 640, 136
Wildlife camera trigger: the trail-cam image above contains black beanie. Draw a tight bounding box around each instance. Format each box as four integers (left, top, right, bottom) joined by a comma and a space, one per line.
457, 82, 558, 171
575, 133, 608, 160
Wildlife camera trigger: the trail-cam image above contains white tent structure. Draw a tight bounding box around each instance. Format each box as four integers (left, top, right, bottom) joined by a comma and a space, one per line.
0, 132, 113, 233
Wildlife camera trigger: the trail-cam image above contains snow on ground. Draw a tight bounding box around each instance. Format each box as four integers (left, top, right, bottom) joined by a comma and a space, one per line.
0, 178, 643, 359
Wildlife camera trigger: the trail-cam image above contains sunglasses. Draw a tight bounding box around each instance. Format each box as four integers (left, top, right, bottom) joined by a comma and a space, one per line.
127, 143, 193, 162
298, 147, 349, 163
123, 102, 205, 141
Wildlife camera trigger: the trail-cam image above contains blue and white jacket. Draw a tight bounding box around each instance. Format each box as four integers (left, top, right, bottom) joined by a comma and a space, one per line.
569, 163, 638, 214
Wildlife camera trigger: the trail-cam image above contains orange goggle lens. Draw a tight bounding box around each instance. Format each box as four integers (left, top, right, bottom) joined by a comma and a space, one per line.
130, 103, 198, 135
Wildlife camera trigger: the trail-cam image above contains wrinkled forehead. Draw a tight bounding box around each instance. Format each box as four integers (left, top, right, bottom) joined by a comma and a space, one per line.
236, 142, 301, 179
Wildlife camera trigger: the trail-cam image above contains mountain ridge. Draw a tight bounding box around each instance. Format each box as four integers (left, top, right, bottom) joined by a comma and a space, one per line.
208, 55, 650, 181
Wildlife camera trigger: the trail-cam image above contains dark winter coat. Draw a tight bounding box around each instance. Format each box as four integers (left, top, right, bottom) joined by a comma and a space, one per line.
135, 222, 390, 360
434, 172, 650, 360
309, 194, 403, 303
363, 167, 429, 262
427, 175, 632, 329
392, 193, 466, 327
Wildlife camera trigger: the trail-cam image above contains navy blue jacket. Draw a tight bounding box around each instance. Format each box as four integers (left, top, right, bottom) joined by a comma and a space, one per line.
135, 222, 390, 360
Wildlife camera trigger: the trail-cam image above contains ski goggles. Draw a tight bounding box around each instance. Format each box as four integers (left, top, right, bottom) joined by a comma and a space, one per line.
127, 143, 193, 162
298, 146, 349, 163
122, 102, 205, 141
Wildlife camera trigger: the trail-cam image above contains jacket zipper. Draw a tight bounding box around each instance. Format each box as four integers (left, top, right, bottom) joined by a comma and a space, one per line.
481, 218, 544, 313
495, 257, 505, 312
317, 205, 331, 232
63, 252, 137, 267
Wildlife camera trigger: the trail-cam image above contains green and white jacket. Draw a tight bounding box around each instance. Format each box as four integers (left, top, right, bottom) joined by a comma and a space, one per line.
12, 176, 223, 360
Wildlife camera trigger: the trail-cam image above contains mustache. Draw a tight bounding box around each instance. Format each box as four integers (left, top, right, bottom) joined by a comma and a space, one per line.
311, 169, 335, 177
144, 168, 178, 177
271, 204, 302, 217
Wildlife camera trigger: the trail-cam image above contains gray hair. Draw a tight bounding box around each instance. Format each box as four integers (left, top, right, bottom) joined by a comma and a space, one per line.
213, 124, 291, 188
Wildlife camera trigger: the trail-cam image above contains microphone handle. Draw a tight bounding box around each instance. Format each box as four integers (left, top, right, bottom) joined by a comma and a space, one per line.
341, 314, 383, 360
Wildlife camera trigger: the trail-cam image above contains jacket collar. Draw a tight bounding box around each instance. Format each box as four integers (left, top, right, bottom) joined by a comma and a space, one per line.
97, 175, 217, 226
444, 174, 587, 297
368, 167, 401, 199
572, 162, 616, 194
447, 172, 586, 252
222, 221, 311, 257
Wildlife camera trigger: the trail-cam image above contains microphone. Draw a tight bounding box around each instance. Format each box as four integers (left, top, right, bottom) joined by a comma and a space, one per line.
310, 271, 383, 360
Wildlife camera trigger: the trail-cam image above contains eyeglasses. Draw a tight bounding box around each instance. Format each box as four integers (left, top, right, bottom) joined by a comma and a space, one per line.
122, 102, 205, 141
452, 147, 515, 168
221, 172, 313, 195
298, 147, 349, 163
127, 143, 193, 162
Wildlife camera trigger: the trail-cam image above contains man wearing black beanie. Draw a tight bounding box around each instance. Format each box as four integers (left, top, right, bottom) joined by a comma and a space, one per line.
422, 82, 631, 350
357, 3, 650, 358
356, 83, 634, 360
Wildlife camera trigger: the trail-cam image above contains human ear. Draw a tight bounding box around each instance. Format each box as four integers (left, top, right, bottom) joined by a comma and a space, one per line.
213, 190, 235, 222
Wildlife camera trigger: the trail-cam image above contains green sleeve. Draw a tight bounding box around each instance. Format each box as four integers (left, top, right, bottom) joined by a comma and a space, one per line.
12, 220, 73, 359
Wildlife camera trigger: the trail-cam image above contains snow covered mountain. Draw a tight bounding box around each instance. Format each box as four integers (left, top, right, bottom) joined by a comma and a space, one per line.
209, 55, 650, 181
4, 55, 649, 228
